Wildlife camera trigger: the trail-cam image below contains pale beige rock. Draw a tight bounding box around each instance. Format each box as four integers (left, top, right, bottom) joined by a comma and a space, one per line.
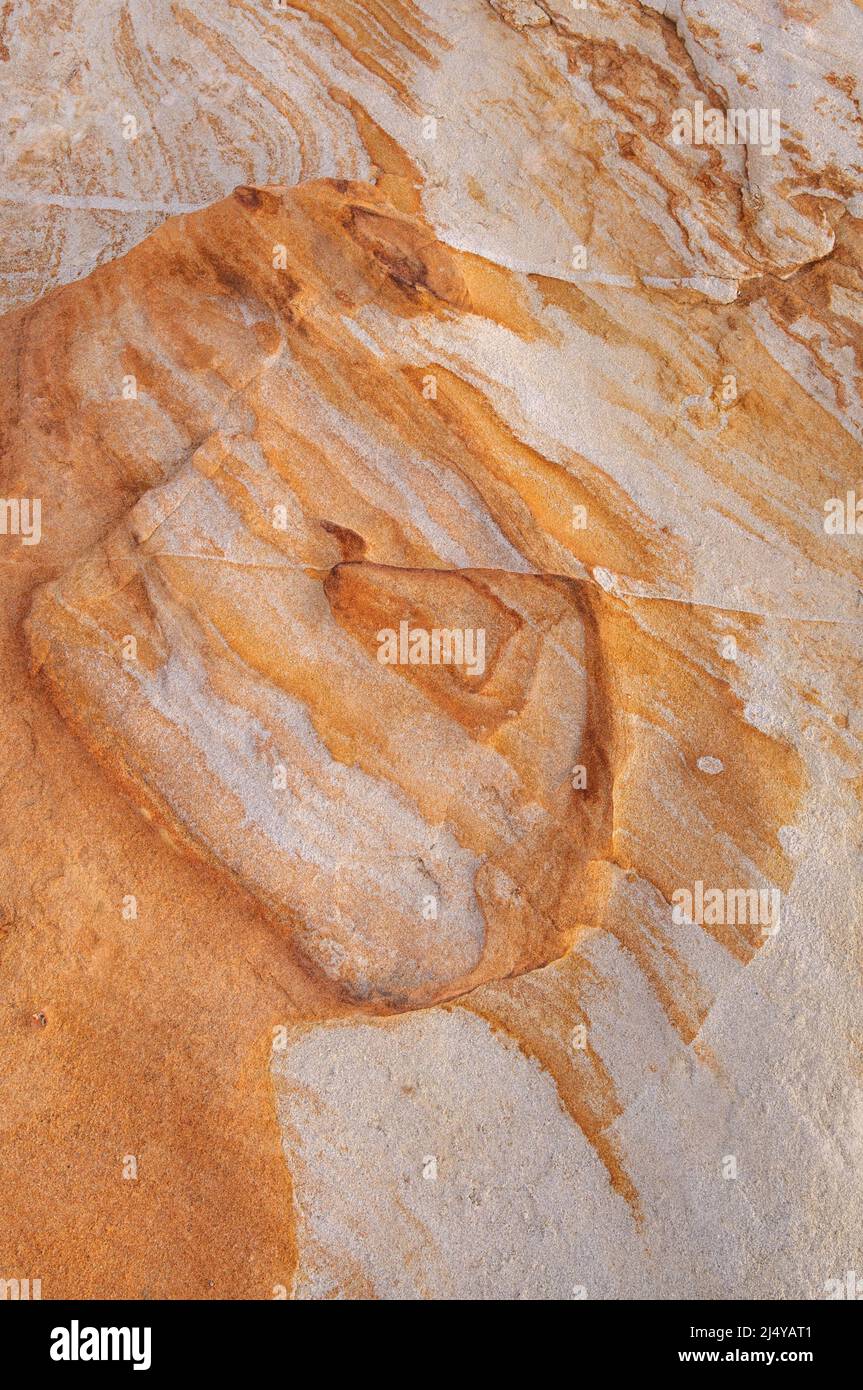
273, 1007, 645, 1300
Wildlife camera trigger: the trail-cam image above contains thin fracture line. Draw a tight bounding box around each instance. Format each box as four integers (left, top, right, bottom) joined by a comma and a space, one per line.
0, 188, 203, 215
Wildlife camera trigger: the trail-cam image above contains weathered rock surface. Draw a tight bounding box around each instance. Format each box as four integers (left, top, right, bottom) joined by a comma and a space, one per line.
3, 2, 862, 308
0, 1, 861, 1303
23, 180, 803, 1017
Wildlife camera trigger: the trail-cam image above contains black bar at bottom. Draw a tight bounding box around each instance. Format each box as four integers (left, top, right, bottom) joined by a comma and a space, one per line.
1, 1298, 857, 1374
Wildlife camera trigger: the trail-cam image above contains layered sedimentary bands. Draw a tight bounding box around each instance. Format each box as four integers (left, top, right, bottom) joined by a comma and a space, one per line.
1, 1, 862, 1300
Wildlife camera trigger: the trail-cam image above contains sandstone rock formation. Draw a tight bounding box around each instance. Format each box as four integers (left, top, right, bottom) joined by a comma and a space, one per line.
1, 1, 861, 1301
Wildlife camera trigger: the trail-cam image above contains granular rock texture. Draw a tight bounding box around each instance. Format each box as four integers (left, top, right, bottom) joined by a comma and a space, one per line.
0, 1, 861, 1301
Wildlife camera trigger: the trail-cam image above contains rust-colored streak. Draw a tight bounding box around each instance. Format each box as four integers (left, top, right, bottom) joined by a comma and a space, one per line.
457, 953, 643, 1221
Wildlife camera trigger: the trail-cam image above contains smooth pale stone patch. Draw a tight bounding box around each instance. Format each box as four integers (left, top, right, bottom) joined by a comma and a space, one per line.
697, 755, 724, 775
272, 1008, 644, 1300
591, 566, 617, 593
